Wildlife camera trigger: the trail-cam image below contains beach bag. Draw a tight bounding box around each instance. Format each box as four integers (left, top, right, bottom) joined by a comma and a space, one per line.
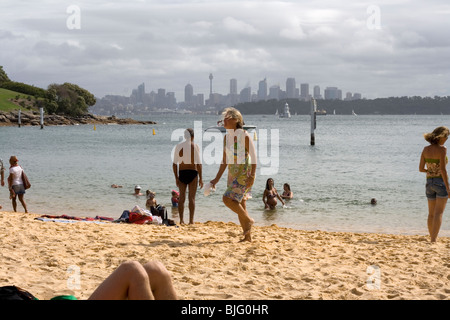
21, 169, 31, 190
0, 286, 37, 300
151, 204, 168, 220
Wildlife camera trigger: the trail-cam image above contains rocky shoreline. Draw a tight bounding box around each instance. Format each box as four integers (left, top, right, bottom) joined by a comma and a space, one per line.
0, 110, 156, 126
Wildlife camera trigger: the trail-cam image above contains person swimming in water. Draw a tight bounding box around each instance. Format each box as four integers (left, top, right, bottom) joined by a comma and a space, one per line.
263, 178, 285, 210
281, 183, 293, 200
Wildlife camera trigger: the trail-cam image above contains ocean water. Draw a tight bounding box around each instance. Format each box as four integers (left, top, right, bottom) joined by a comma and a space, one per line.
1, 114, 449, 237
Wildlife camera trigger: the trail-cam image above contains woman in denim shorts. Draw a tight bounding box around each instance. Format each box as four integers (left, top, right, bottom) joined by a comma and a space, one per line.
419, 126, 449, 243
7, 156, 28, 213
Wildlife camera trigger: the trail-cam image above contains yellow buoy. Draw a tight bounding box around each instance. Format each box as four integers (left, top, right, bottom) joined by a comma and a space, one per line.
94, 125, 96, 131
153, 128, 156, 135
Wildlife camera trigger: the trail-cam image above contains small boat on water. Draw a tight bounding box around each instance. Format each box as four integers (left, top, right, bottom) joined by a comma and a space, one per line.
316, 109, 327, 115
279, 102, 291, 118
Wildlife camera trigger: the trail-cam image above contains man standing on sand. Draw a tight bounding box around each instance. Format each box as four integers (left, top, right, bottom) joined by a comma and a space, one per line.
172, 128, 203, 225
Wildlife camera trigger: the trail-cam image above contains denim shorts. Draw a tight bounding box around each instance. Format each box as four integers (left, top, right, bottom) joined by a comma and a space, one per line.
426, 178, 448, 199
12, 184, 25, 195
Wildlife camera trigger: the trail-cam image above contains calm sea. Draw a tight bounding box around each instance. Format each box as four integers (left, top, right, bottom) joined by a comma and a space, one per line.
1, 114, 449, 237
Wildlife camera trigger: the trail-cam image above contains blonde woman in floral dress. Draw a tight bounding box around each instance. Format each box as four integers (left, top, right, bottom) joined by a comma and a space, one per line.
419, 126, 449, 243
210, 107, 257, 242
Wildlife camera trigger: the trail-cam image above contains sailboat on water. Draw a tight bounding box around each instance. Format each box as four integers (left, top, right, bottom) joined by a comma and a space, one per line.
278, 102, 291, 118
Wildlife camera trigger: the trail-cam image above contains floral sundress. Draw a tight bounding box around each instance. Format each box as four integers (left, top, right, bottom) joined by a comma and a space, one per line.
223, 130, 253, 202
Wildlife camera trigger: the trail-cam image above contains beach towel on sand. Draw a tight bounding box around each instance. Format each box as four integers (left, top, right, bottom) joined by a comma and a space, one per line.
35, 215, 113, 224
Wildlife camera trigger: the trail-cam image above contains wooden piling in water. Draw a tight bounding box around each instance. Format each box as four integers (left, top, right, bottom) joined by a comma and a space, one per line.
310, 98, 317, 146
40, 107, 44, 129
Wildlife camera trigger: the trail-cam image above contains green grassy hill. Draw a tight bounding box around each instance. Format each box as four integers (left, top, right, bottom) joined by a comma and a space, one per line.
0, 88, 37, 112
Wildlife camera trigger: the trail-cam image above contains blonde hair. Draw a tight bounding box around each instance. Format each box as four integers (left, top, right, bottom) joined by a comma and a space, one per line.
222, 107, 244, 129
424, 126, 449, 145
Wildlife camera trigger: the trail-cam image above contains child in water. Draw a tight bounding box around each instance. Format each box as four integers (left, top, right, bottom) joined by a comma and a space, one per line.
145, 190, 157, 210
171, 190, 179, 207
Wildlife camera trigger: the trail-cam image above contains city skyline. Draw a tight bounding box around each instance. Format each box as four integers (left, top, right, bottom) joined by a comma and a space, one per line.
131, 75, 362, 106
90, 76, 362, 116
1, 1, 449, 101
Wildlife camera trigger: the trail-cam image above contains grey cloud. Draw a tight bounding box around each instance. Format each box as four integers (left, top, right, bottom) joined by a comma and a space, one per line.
0, 0, 449, 99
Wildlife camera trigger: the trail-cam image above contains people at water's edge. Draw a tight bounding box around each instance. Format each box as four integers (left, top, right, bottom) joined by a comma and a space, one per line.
210, 107, 256, 242
281, 183, 293, 200
171, 189, 179, 207
7, 156, 28, 213
172, 128, 203, 225
263, 178, 285, 210
419, 126, 449, 243
145, 190, 157, 210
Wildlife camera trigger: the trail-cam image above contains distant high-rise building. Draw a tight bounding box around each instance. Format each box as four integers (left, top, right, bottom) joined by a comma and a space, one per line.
230, 78, 237, 95
240, 87, 251, 103
313, 85, 322, 99
137, 83, 145, 103
157, 88, 166, 107
300, 83, 309, 101
166, 92, 176, 109
324, 87, 333, 100
197, 93, 204, 107
257, 78, 267, 101
185, 83, 194, 105
269, 85, 280, 100
286, 78, 296, 99
324, 87, 341, 100
353, 93, 362, 100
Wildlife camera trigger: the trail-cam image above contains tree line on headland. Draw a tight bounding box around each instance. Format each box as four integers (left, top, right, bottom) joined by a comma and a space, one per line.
0, 66, 95, 117
0, 66, 156, 126
235, 96, 450, 116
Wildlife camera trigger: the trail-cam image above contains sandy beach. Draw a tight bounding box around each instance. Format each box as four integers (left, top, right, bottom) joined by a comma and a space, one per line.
0, 211, 448, 300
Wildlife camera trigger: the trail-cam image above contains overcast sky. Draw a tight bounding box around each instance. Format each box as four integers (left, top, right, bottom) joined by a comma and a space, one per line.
1, 0, 449, 101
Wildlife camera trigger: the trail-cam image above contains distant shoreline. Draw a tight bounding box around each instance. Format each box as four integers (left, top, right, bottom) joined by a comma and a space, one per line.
0, 110, 157, 127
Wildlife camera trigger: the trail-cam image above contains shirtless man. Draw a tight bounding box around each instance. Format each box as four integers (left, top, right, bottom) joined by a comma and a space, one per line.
172, 128, 203, 225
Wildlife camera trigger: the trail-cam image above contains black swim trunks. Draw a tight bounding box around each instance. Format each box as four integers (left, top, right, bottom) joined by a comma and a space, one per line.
178, 169, 198, 185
